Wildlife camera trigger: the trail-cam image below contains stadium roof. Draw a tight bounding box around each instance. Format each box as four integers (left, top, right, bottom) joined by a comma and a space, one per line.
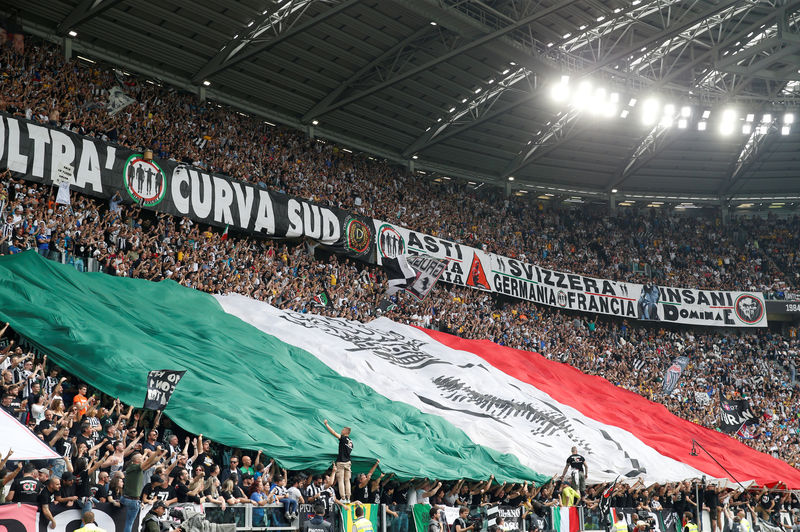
7, 0, 800, 201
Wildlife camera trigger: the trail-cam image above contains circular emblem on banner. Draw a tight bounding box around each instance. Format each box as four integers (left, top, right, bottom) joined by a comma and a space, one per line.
123, 154, 167, 207
557, 290, 568, 307
734, 294, 764, 324
345, 216, 371, 255
377, 224, 405, 259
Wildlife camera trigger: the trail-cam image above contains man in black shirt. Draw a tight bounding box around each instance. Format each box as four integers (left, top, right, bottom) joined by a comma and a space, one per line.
8, 463, 41, 503
38, 477, 61, 529
561, 447, 588, 493
323, 419, 352, 503
56, 471, 78, 507
195, 435, 215, 474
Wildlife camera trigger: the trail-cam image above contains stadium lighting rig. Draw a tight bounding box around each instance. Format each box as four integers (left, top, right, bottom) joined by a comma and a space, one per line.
549, 76, 795, 136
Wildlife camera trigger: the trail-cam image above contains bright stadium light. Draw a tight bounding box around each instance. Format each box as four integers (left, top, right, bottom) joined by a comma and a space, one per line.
782, 125, 791, 135
681, 106, 692, 118
678, 118, 688, 129
698, 121, 707, 131
785, 113, 795, 124
620, 109, 629, 118
722, 108, 737, 122
572, 81, 593, 110
762, 113, 772, 123
745, 113, 755, 122
628, 98, 637, 107
642, 98, 659, 125
702, 110, 711, 119
720, 122, 734, 136
742, 124, 752, 135
550, 76, 570, 102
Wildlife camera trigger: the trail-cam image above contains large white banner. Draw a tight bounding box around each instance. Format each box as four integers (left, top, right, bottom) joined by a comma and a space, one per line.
217, 294, 712, 484
372, 220, 766, 327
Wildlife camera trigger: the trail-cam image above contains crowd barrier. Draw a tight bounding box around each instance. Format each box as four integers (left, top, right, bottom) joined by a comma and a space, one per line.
1, 501, 795, 532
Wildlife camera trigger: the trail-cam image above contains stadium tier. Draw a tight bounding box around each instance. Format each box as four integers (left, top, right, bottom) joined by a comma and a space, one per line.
1, 7, 800, 532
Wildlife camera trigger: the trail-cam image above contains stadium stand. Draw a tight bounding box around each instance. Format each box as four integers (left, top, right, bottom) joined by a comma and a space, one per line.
0, 23, 800, 532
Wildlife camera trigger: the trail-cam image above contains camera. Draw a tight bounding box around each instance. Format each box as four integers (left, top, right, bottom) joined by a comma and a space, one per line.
467, 514, 483, 531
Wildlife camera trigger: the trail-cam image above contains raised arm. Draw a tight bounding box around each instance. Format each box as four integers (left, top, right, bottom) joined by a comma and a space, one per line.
141, 448, 167, 470
367, 459, 380, 479
323, 419, 340, 439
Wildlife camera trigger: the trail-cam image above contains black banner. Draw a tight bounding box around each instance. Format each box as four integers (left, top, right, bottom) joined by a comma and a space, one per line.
719, 398, 758, 433
144, 369, 186, 410
766, 300, 800, 314
0, 113, 375, 262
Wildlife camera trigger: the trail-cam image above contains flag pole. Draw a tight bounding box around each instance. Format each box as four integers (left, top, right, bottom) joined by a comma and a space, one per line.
690, 439, 748, 491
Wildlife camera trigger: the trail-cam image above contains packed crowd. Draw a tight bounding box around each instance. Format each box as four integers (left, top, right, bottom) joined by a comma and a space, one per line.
2, 349, 800, 532
0, 38, 798, 297
0, 29, 800, 510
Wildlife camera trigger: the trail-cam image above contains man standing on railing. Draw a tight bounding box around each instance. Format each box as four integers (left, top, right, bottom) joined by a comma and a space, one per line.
323, 419, 353, 503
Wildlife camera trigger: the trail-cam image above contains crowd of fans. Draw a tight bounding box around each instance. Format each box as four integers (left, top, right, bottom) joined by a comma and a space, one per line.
1, 30, 800, 532
1, 38, 798, 297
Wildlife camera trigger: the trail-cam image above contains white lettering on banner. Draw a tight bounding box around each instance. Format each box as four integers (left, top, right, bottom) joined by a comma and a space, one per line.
189, 171, 213, 219
287, 199, 303, 238
172, 167, 191, 214
7, 118, 29, 174
212, 176, 235, 225
320, 208, 340, 245
27, 124, 51, 178
77, 139, 103, 192
254, 190, 276, 234
231, 182, 255, 230
50, 130, 76, 184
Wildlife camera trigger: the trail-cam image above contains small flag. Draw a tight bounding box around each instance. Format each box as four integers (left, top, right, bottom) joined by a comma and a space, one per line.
377, 298, 397, 314
221, 225, 229, 241
312, 290, 331, 308
383, 254, 446, 301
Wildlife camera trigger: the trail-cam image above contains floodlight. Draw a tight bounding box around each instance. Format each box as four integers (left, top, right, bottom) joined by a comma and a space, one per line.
785, 113, 795, 124
628, 98, 637, 107
642, 98, 660, 125
561, 75, 570, 84
550, 83, 568, 102
722, 108, 736, 122
698, 121, 707, 131
678, 118, 688, 129
68, 30, 78, 37
702, 110, 711, 119
745, 113, 755, 122
782, 125, 791, 135
742, 124, 752, 135
620, 109, 629, 118
762, 113, 772, 123
720, 122, 734, 136
603, 103, 617, 118
681, 106, 692, 118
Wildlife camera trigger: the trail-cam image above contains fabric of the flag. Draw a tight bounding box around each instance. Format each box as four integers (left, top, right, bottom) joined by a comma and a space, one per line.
552, 507, 580, 532
383, 254, 445, 300
221, 224, 229, 240
412, 504, 432, 532
106, 87, 136, 116
0, 407, 60, 460
383, 255, 417, 296
662, 356, 689, 394
3, 252, 800, 487
719, 399, 758, 433
0, 252, 542, 482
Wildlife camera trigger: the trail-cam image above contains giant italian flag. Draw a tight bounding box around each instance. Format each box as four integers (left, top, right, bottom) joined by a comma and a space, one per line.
2, 252, 799, 486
